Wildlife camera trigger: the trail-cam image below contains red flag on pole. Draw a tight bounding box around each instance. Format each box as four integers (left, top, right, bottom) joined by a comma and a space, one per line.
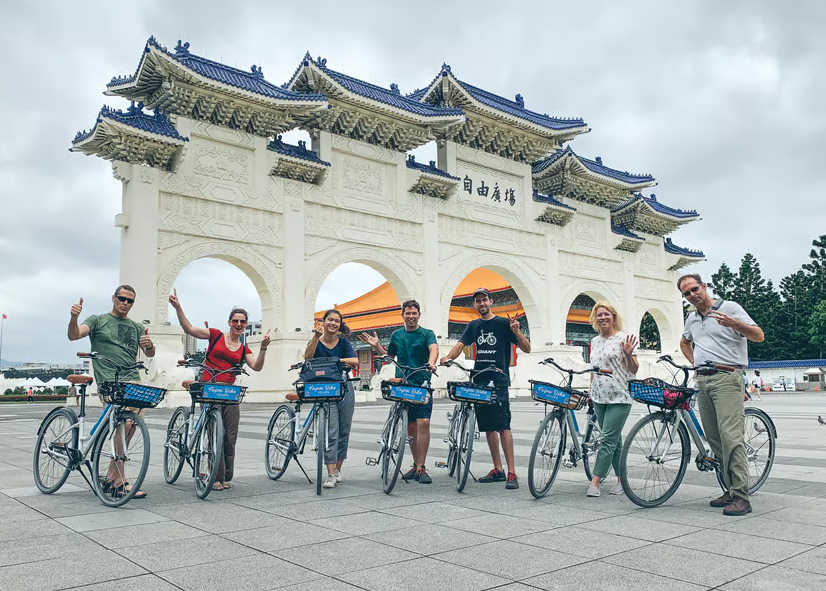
2, 314, 6, 320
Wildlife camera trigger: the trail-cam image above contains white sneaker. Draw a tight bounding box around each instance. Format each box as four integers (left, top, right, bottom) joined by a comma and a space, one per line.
334, 469, 343, 484
587, 484, 601, 497
323, 475, 336, 489
609, 481, 624, 495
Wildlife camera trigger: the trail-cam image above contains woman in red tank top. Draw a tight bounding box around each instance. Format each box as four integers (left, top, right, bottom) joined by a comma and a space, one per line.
169, 289, 271, 490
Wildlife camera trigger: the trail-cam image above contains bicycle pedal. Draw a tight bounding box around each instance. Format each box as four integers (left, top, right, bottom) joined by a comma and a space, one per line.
365, 457, 378, 466
474, 432, 480, 440
434, 461, 447, 469
562, 459, 574, 468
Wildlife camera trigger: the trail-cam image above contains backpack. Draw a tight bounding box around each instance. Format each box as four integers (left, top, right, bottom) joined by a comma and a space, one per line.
300, 357, 345, 383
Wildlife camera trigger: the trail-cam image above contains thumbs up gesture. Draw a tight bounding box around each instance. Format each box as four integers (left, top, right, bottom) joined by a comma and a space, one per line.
70, 298, 84, 319
139, 328, 154, 352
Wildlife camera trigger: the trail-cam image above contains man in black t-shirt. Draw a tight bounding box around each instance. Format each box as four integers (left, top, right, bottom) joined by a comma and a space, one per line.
441, 288, 531, 489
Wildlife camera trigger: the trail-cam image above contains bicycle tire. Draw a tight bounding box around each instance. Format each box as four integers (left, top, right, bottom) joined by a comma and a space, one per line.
619, 411, 690, 508
91, 410, 151, 508
456, 405, 475, 493
265, 405, 295, 480
527, 411, 566, 499
194, 408, 224, 500
316, 404, 327, 496
33, 407, 78, 494
382, 405, 408, 494
447, 404, 459, 477
163, 406, 189, 485
714, 407, 776, 495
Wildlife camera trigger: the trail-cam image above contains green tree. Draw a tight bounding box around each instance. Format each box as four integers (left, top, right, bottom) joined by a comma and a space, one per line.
709, 262, 737, 299
779, 271, 817, 359
639, 312, 661, 351
802, 235, 826, 303
808, 299, 826, 359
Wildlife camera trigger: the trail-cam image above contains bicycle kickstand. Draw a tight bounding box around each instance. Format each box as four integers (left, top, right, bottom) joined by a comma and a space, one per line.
291, 456, 313, 484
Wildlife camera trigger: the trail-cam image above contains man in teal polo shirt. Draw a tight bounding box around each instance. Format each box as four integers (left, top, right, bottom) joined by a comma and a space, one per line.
361, 299, 439, 483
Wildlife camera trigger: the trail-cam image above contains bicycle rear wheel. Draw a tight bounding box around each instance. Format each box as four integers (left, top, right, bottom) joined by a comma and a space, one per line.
715, 407, 776, 495
193, 408, 224, 500
620, 411, 690, 508
528, 410, 565, 499
265, 405, 295, 480
382, 405, 408, 494
456, 406, 475, 493
33, 407, 78, 494
163, 406, 189, 485
315, 404, 327, 496
91, 410, 151, 508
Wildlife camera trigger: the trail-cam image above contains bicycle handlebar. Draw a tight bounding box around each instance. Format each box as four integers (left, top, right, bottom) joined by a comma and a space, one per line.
77, 352, 146, 375
657, 355, 735, 374
379, 355, 436, 383
540, 357, 613, 376
439, 359, 503, 380
177, 358, 248, 379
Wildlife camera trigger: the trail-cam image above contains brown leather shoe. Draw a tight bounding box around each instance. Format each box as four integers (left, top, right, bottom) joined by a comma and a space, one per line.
723, 496, 752, 516
709, 493, 735, 507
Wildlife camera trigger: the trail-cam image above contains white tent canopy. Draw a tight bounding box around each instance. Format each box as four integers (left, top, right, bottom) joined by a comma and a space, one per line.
19, 377, 47, 388
804, 367, 824, 375
46, 377, 72, 387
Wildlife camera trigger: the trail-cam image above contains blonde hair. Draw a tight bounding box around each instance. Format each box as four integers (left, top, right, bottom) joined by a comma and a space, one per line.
589, 301, 624, 332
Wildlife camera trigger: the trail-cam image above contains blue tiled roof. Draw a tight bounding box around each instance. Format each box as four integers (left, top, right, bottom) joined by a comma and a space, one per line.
405, 155, 459, 180
298, 57, 463, 118
267, 136, 330, 166
107, 38, 325, 103
72, 103, 188, 144
532, 190, 576, 210
533, 147, 655, 184
612, 224, 642, 239
663, 238, 704, 257
612, 193, 698, 219
748, 359, 826, 369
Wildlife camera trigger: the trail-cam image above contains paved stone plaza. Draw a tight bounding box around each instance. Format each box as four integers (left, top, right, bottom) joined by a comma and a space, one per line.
1, 393, 825, 591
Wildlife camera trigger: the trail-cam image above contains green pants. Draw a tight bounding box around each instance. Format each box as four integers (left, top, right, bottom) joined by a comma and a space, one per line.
696, 370, 749, 500
593, 402, 631, 479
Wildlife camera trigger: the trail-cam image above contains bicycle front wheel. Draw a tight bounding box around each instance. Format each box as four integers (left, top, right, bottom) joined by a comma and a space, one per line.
528, 410, 565, 499
447, 404, 459, 477
194, 408, 224, 500
265, 405, 295, 480
620, 411, 690, 508
456, 406, 475, 493
163, 406, 189, 485
91, 410, 151, 508
715, 407, 776, 495
382, 405, 408, 494
33, 407, 78, 494
315, 404, 327, 496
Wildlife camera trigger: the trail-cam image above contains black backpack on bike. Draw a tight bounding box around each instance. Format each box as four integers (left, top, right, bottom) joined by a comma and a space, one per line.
300, 357, 345, 383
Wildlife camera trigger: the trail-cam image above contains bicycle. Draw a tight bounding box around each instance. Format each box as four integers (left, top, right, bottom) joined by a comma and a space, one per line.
264, 360, 351, 496
162, 359, 247, 499
526, 358, 613, 499
365, 356, 435, 494
435, 360, 501, 493
33, 352, 166, 507
619, 355, 777, 508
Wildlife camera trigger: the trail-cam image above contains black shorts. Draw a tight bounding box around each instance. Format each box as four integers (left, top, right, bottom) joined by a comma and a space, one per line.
475, 386, 511, 432
408, 397, 433, 422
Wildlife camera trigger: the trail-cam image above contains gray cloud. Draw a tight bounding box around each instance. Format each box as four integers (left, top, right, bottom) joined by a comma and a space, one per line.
1, 0, 824, 363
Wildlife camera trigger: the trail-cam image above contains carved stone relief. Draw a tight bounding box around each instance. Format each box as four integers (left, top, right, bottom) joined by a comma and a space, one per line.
437, 215, 544, 259
304, 202, 421, 252
559, 252, 623, 283
193, 140, 250, 184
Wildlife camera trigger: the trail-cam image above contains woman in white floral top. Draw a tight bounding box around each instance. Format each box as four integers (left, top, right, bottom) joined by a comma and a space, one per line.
586, 301, 639, 497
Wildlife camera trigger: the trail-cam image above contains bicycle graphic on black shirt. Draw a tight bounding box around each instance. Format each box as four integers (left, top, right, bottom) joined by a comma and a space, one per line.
477, 330, 497, 346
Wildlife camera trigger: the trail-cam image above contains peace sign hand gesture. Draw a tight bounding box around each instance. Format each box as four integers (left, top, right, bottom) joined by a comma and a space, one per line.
508, 314, 520, 335
621, 334, 639, 357
260, 329, 271, 351
168, 288, 181, 310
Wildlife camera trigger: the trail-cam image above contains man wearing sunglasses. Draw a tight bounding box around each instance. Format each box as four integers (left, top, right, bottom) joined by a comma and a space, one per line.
678, 274, 764, 516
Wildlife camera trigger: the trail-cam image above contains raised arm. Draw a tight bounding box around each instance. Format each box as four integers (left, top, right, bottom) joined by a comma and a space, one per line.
67, 298, 90, 341
245, 330, 270, 372
440, 340, 466, 364
509, 314, 531, 353
680, 337, 694, 365
169, 289, 210, 340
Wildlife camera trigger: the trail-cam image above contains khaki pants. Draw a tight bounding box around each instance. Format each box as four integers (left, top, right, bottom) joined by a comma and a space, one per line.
696, 370, 750, 500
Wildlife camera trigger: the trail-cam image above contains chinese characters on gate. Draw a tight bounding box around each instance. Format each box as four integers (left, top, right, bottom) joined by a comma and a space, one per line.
463, 176, 516, 206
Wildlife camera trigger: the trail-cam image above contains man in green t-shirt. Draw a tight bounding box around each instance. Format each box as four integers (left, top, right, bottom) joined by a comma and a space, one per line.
68, 285, 156, 388
361, 300, 438, 483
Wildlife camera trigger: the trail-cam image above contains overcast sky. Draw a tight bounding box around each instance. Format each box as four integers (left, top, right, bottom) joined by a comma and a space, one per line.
1, 0, 824, 364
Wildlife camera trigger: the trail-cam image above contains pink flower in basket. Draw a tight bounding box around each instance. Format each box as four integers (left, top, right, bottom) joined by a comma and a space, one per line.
663, 389, 690, 410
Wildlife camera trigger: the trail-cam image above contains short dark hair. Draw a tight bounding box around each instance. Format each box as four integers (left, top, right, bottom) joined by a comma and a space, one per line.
114, 285, 136, 297
676, 273, 703, 291
228, 307, 248, 321
401, 299, 420, 313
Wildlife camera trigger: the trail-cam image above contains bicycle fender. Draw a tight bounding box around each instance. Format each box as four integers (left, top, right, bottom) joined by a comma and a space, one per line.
36, 406, 78, 436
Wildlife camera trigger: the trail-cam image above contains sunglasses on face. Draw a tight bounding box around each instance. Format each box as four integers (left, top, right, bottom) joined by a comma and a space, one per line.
115, 295, 135, 304
682, 285, 703, 298
230, 319, 247, 325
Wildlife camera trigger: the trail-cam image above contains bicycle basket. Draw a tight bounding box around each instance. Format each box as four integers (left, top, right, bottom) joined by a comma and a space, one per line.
628, 378, 695, 409
447, 381, 496, 405
380, 381, 430, 405
297, 380, 346, 402
189, 382, 246, 404
99, 382, 167, 409
529, 380, 587, 410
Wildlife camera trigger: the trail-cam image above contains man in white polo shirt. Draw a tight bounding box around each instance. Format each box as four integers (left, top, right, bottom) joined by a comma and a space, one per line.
678, 273, 764, 516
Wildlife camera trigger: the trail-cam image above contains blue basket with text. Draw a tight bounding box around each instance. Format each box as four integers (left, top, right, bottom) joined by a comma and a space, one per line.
529, 380, 587, 410
446, 381, 496, 405
629, 378, 695, 410
100, 382, 167, 409
380, 381, 431, 405
190, 382, 246, 404
297, 381, 346, 402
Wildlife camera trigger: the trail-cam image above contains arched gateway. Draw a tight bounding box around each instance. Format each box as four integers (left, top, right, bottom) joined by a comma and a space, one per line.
71, 38, 704, 398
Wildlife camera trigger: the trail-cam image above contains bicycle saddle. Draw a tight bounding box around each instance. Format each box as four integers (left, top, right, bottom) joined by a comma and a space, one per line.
285, 392, 299, 402
182, 380, 196, 389
67, 375, 93, 385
